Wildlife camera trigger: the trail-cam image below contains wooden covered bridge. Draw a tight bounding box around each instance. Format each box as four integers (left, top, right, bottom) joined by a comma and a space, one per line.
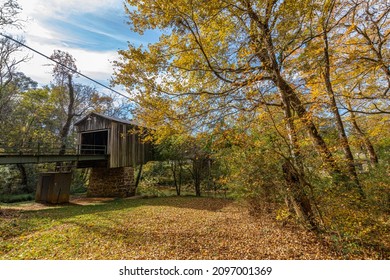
0, 112, 155, 203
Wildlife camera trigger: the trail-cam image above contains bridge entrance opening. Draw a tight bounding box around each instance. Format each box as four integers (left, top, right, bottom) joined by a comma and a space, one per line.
80, 130, 108, 155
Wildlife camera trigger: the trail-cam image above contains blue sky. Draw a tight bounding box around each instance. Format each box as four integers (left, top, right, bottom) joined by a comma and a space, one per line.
10, 0, 159, 95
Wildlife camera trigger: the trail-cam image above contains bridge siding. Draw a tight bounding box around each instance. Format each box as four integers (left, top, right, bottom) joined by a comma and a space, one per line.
75, 112, 152, 168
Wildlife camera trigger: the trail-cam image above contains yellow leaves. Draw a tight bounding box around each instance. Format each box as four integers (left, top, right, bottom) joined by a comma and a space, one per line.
1, 196, 338, 260
276, 208, 291, 222
345, 23, 357, 35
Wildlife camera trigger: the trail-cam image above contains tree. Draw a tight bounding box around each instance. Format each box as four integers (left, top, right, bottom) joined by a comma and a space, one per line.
115, 0, 389, 227
9, 87, 57, 191
0, 0, 37, 192
337, 0, 388, 165
49, 50, 78, 156
186, 136, 211, 197
292, 0, 365, 195
0, 0, 29, 132
157, 135, 187, 196
148, 127, 211, 197
347, 101, 379, 166
0, 37, 29, 123
0, 0, 21, 29
321, 1, 362, 191
114, 0, 341, 228
348, 0, 390, 97
47, 51, 114, 155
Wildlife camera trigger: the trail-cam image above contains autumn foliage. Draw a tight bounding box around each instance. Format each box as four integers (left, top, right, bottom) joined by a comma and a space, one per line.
0, 197, 339, 259
113, 0, 390, 258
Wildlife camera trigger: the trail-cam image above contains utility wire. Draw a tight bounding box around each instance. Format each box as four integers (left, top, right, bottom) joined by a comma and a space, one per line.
0, 33, 129, 99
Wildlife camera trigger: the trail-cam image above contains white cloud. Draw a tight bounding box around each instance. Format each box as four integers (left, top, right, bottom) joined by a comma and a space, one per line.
16, 41, 120, 86
10, 0, 127, 89
16, 0, 125, 41
19, 0, 121, 18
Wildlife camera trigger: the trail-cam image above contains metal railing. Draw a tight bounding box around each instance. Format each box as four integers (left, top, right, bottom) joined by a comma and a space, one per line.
77, 144, 107, 155
0, 143, 107, 156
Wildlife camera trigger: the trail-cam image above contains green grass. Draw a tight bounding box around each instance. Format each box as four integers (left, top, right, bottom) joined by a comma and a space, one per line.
0, 193, 34, 203
0, 196, 339, 260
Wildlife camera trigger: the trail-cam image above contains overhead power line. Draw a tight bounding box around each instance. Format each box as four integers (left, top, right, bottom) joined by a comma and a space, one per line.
0, 33, 129, 99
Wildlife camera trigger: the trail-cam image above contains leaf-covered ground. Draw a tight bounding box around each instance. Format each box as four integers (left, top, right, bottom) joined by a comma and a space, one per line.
0, 196, 337, 259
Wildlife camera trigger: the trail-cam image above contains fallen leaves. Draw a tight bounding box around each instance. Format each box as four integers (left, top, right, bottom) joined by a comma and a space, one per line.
1, 196, 339, 259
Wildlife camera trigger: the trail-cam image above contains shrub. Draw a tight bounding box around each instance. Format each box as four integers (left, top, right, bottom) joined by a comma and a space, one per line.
0, 193, 34, 203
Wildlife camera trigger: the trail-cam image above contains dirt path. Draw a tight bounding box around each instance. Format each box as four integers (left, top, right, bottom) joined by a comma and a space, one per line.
0, 195, 116, 211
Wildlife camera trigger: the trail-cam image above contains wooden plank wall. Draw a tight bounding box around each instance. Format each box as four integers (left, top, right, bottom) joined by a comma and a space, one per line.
76, 114, 153, 168
76, 116, 111, 132
109, 123, 150, 168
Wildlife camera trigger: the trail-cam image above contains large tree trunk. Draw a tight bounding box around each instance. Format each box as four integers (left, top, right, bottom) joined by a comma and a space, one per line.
347, 102, 379, 167
322, 28, 364, 198
246, 7, 341, 176
134, 163, 143, 193
192, 158, 202, 197
244, 6, 327, 227
16, 163, 28, 193
282, 161, 317, 230
171, 160, 181, 196
280, 98, 318, 229
276, 72, 342, 174
179, 160, 183, 193
58, 74, 75, 156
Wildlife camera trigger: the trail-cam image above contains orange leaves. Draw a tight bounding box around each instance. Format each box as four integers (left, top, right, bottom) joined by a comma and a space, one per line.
0, 196, 337, 260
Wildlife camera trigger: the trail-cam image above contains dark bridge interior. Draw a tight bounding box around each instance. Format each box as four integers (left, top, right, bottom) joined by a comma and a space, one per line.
80, 130, 108, 155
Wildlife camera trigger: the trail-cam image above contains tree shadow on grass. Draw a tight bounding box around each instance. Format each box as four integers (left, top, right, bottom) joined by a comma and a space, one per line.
1, 196, 233, 222
0, 208, 23, 219
0, 196, 234, 256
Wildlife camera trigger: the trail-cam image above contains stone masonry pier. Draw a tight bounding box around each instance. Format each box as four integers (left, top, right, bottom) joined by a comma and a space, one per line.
88, 167, 135, 197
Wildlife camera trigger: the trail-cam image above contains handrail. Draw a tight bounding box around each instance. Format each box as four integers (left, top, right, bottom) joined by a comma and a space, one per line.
0, 143, 108, 156
77, 144, 107, 155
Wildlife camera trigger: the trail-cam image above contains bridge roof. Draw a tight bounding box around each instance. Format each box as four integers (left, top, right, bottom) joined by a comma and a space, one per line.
74, 112, 141, 127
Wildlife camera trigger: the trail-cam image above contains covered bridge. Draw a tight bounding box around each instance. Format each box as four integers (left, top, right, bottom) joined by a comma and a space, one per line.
74, 112, 155, 197
74, 112, 154, 168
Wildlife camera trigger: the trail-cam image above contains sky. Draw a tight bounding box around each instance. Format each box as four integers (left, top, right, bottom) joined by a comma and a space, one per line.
5, 0, 159, 96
